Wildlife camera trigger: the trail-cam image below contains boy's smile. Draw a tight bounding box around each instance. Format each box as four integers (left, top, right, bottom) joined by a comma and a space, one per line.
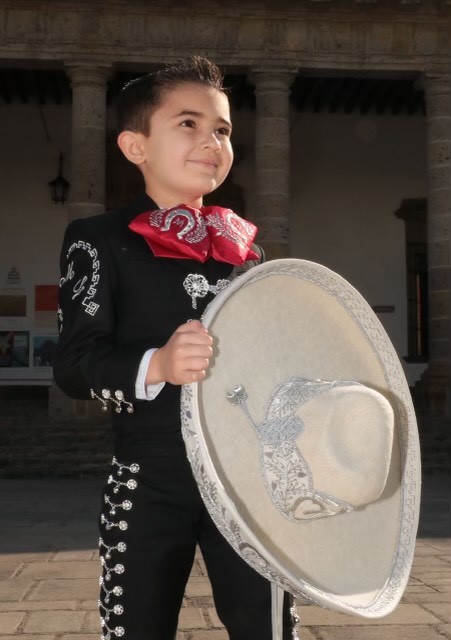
130, 84, 234, 209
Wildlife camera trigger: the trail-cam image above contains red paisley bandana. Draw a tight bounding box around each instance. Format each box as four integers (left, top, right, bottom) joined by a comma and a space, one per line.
129, 205, 259, 265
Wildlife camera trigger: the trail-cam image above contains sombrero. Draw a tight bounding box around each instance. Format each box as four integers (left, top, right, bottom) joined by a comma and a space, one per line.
180, 258, 420, 622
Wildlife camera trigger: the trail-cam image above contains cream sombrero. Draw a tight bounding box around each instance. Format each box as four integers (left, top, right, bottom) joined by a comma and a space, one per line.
181, 258, 421, 622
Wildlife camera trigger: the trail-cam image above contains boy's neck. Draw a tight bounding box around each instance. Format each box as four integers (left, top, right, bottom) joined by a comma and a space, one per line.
146, 189, 203, 210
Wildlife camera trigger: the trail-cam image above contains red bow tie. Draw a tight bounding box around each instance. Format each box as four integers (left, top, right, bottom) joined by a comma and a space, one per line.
129, 205, 259, 265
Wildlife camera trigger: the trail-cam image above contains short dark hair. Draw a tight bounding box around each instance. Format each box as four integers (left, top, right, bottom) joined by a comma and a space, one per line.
116, 56, 225, 135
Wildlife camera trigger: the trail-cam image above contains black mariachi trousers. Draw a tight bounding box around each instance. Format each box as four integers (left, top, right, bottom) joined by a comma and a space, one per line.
98, 438, 297, 640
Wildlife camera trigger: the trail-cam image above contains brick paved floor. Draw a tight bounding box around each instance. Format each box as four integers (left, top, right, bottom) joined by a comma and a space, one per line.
0, 475, 449, 639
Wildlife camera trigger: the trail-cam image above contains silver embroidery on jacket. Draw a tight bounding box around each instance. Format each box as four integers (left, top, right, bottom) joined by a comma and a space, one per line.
227, 378, 357, 522
61, 240, 100, 316
183, 274, 230, 309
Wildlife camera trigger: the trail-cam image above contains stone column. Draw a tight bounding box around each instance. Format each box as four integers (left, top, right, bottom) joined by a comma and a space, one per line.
49, 62, 111, 422
422, 72, 451, 415
252, 67, 297, 259
66, 62, 111, 221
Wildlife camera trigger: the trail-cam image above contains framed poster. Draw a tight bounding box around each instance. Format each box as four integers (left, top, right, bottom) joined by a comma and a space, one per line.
33, 335, 58, 367
0, 331, 30, 368
34, 284, 58, 329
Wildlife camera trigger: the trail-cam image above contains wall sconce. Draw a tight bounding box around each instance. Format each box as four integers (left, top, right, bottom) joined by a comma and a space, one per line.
48, 153, 70, 204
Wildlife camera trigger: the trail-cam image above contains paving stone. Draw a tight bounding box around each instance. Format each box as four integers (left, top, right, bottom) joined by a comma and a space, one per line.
423, 602, 451, 623
412, 572, 451, 583
427, 540, 451, 553
0, 562, 22, 579
413, 542, 438, 555
190, 558, 207, 577
20, 561, 99, 580
412, 555, 451, 568
436, 584, 451, 592
82, 610, 100, 633
292, 629, 316, 640
207, 607, 224, 628
0, 611, 25, 633
184, 577, 213, 597
185, 631, 229, 640
61, 636, 98, 640
299, 603, 441, 626
52, 550, 96, 562
28, 579, 98, 601
0, 552, 52, 563
404, 584, 436, 593
24, 610, 85, 633
315, 625, 448, 640
195, 553, 208, 576
437, 623, 451, 638
0, 600, 77, 611
178, 607, 206, 629
0, 579, 34, 601
402, 592, 451, 604
1, 636, 56, 640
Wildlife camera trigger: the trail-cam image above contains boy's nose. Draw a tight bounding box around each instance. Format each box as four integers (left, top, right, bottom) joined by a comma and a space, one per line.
203, 133, 221, 151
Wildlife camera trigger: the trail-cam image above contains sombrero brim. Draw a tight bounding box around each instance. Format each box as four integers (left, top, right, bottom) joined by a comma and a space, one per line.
181, 258, 421, 618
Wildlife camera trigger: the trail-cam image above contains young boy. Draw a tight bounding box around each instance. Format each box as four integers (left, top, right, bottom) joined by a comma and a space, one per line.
54, 57, 297, 640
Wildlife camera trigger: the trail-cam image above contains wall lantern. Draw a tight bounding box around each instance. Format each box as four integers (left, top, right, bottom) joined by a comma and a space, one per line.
49, 153, 70, 204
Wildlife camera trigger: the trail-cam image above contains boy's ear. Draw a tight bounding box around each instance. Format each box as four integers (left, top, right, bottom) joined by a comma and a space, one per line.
117, 130, 147, 166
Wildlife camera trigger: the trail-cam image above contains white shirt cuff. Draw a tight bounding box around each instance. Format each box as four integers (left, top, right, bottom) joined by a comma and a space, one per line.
135, 348, 165, 400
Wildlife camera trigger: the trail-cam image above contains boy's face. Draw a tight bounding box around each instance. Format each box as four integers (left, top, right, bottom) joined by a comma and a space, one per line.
138, 83, 233, 208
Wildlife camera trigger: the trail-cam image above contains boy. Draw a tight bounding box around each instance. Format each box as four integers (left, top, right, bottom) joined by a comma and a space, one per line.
54, 57, 297, 640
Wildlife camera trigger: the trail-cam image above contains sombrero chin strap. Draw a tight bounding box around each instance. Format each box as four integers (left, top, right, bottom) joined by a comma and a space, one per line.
271, 583, 284, 640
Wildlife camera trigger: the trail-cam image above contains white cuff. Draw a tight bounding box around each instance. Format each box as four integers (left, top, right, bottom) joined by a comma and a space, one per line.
135, 348, 165, 400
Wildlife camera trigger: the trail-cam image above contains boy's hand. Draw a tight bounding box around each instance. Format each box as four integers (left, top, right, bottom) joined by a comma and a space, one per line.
146, 320, 213, 386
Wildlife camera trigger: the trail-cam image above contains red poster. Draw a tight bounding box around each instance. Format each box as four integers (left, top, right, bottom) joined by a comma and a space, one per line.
35, 285, 59, 312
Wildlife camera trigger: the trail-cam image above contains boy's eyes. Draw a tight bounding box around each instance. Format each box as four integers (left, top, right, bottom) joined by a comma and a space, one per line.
217, 126, 232, 137
179, 119, 231, 137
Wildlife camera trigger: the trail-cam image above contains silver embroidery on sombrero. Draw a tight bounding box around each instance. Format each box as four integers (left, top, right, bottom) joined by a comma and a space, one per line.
227, 379, 357, 522
183, 273, 230, 309
99, 457, 140, 640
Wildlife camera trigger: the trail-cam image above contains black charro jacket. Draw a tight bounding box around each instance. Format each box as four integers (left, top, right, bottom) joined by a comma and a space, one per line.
53, 193, 262, 451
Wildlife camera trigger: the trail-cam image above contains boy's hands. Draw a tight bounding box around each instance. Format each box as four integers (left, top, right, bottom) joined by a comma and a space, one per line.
146, 320, 213, 386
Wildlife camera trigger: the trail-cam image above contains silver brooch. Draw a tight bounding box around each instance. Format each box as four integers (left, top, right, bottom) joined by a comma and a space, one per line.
183, 273, 230, 309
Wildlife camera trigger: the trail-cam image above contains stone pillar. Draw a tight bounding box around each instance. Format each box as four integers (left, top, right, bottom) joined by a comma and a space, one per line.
422, 72, 451, 415
66, 62, 111, 221
49, 62, 111, 422
252, 67, 297, 259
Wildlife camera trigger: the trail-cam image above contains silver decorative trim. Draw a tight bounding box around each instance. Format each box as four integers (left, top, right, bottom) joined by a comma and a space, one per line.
99, 457, 140, 640
64, 239, 101, 316
183, 273, 230, 309
90, 390, 135, 414
290, 601, 301, 640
